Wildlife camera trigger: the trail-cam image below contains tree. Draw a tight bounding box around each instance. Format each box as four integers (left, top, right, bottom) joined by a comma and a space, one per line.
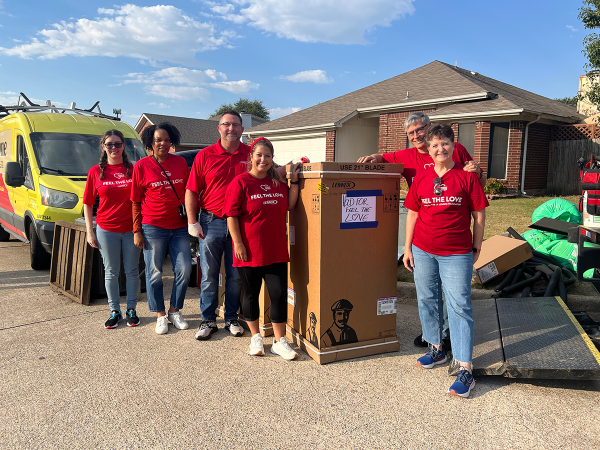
210, 98, 270, 120
579, 1, 600, 111
554, 96, 578, 107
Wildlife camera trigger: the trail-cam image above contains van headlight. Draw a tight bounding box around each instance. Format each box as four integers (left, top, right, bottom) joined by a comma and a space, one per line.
40, 185, 79, 209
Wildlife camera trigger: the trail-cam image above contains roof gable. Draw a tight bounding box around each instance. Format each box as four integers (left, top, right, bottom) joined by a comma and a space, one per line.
138, 113, 220, 144
247, 61, 582, 133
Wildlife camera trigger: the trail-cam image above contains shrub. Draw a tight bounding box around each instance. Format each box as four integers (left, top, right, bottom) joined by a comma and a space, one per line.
484, 178, 507, 195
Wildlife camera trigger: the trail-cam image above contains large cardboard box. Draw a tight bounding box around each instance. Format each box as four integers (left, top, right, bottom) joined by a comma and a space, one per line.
216, 256, 274, 336
285, 162, 403, 364
473, 235, 533, 284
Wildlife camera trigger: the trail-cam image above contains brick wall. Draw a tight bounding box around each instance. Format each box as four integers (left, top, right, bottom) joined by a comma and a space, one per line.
505, 121, 525, 190
451, 123, 459, 142
326, 130, 336, 162
523, 124, 551, 191
473, 122, 490, 175
377, 109, 435, 154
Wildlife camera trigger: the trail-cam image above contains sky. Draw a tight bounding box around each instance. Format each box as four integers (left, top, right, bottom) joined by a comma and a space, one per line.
0, 1, 590, 128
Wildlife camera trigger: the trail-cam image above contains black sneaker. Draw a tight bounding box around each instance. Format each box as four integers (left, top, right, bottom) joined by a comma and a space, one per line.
225, 319, 244, 337
194, 320, 218, 340
104, 311, 122, 329
126, 309, 140, 327
414, 333, 428, 347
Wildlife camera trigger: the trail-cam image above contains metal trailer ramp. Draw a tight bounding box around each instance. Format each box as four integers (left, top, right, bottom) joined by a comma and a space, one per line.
472, 297, 600, 380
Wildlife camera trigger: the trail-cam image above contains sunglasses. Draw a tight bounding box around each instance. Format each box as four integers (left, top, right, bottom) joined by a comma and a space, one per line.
104, 142, 124, 149
433, 177, 443, 196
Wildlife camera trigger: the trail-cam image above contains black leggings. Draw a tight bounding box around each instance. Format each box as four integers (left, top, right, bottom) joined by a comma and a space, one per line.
237, 262, 288, 323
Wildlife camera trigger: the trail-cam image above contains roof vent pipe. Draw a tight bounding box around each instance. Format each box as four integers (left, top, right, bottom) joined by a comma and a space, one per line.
520, 115, 541, 195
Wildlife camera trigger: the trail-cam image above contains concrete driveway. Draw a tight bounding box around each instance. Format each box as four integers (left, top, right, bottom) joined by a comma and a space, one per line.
1, 239, 599, 449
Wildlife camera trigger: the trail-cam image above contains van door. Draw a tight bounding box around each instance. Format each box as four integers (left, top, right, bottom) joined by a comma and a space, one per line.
10, 130, 34, 237
0, 128, 15, 229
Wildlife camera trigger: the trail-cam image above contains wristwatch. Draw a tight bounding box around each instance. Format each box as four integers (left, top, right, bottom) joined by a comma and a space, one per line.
472, 247, 481, 253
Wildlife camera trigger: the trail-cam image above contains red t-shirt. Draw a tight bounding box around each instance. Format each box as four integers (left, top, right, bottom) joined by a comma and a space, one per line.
131, 154, 189, 229
382, 142, 472, 188
186, 139, 251, 218
83, 163, 134, 233
404, 164, 489, 255
222, 172, 290, 267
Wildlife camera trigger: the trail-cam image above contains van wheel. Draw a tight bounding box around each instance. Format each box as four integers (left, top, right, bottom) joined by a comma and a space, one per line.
30, 222, 51, 270
0, 226, 9, 242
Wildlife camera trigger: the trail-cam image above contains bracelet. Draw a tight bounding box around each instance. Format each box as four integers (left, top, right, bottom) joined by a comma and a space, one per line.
290, 180, 299, 185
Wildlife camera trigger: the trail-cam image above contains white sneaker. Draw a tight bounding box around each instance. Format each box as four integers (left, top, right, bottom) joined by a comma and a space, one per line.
155, 315, 168, 335
271, 336, 298, 360
248, 333, 264, 356
225, 319, 244, 337
168, 311, 189, 330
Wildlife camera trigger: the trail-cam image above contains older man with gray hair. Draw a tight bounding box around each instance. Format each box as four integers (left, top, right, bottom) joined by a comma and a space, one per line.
358, 112, 486, 353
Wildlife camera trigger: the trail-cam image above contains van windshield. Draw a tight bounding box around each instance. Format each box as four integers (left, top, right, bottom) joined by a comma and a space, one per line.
29, 132, 146, 176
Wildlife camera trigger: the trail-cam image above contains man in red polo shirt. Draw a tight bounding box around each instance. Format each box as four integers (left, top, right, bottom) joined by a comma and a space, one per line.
358, 112, 486, 352
185, 110, 250, 340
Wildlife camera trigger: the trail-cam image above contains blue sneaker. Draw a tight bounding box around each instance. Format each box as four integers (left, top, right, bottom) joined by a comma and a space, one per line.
448, 368, 475, 398
416, 345, 447, 369
104, 311, 122, 329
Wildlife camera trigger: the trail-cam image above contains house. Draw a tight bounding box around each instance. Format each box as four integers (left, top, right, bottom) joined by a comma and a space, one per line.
135, 113, 221, 152
245, 61, 585, 192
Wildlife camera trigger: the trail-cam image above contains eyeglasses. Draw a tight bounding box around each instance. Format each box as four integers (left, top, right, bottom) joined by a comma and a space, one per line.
434, 177, 443, 196
219, 122, 242, 129
407, 126, 427, 138
104, 142, 124, 149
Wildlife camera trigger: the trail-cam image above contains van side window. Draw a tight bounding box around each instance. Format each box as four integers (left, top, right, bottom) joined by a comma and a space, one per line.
16, 135, 34, 190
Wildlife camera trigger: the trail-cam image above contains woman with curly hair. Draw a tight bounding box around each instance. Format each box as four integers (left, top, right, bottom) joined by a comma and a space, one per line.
84, 129, 140, 329
131, 122, 192, 335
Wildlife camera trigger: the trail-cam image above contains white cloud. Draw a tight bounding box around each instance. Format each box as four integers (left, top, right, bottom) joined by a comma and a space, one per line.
145, 85, 211, 101
0, 5, 236, 65
211, 80, 259, 93
0, 91, 18, 105
209, 0, 415, 44
567, 25, 578, 32
118, 66, 258, 101
269, 107, 301, 119
149, 102, 171, 109
119, 67, 227, 86
282, 70, 333, 84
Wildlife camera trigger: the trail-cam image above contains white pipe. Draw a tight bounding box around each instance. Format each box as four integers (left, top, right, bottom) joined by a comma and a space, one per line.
521, 115, 541, 195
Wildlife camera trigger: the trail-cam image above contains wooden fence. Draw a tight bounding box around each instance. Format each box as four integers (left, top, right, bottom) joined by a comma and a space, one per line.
547, 139, 600, 195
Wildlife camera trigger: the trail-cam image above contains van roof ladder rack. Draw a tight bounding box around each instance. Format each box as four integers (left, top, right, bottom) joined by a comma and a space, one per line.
0, 92, 121, 121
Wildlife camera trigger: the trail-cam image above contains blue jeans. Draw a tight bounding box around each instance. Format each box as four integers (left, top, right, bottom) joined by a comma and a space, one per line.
198, 211, 241, 321
96, 226, 140, 312
142, 224, 191, 313
412, 245, 474, 363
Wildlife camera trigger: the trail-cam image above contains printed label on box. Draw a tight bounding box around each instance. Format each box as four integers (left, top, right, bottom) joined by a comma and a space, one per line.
377, 297, 397, 315
312, 194, 320, 213
287, 287, 296, 306
477, 262, 499, 284
289, 225, 295, 245
219, 272, 223, 287
318, 182, 329, 194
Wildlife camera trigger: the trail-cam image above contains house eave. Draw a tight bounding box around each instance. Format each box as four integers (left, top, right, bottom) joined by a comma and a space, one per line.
134, 113, 152, 132
429, 109, 524, 120
357, 92, 492, 115
244, 123, 337, 136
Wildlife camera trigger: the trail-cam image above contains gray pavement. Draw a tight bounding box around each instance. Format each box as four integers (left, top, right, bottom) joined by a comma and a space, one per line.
1, 238, 599, 449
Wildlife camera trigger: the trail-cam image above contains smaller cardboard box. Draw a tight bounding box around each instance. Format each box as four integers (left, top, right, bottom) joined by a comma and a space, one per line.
474, 235, 532, 284
216, 256, 274, 336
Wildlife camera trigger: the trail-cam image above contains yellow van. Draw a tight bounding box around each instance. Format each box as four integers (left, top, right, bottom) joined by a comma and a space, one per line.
0, 98, 145, 269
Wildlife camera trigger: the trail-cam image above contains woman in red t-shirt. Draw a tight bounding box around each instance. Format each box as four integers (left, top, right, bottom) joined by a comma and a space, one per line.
84, 129, 140, 329
131, 123, 191, 335
224, 138, 301, 360
403, 123, 488, 398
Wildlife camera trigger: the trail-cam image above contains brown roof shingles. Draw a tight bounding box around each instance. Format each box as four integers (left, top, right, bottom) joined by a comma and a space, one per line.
247, 61, 582, 133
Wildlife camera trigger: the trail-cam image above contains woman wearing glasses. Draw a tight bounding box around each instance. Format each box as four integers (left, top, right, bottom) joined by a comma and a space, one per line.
131, 122, 192, 335
403, 123, 488, 398
84, 129, 140, 329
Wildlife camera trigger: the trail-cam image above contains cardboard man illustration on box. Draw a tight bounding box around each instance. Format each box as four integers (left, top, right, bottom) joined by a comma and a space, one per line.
306, 312, 319, 347
321, 299, 358, 347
